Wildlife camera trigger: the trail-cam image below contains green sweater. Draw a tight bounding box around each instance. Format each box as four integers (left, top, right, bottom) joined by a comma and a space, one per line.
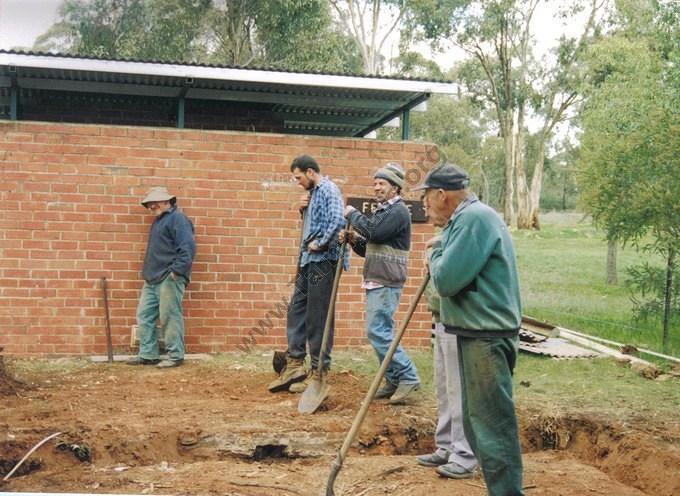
429, 198, 521, 337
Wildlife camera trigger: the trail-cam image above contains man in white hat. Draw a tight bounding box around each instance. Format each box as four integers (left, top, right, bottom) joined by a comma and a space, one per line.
340, 162, 421, 404
127, 186, 196, 368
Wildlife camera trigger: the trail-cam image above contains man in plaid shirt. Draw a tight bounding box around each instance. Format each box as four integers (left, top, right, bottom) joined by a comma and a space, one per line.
268, 155, 346, 393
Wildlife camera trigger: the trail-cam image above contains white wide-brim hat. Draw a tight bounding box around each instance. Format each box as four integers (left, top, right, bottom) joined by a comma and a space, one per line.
141, 186, 176, 207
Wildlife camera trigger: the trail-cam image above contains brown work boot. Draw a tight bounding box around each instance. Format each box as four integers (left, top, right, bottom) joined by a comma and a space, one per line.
267, 357, 307, 393
289, 368, 324, 394
389, 382, 420, 405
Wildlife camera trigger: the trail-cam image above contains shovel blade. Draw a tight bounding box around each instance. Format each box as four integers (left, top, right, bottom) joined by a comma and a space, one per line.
298, 379, 330, 414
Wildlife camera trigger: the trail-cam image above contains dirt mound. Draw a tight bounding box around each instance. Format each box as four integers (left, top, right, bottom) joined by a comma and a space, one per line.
522, 410, 680, 496
0, 349, 25, 396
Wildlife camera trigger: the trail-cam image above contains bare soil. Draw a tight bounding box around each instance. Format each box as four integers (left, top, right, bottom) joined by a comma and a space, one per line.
1, 358, 678, 496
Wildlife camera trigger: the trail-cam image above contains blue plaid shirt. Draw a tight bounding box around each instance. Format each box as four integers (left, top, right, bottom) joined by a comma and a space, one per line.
300, 177, 347, 268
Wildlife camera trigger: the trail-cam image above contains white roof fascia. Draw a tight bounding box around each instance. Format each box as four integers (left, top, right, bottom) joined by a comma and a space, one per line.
0, 52, 456, 95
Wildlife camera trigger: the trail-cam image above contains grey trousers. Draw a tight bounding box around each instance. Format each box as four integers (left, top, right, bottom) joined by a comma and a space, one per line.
433, 322, 478, 470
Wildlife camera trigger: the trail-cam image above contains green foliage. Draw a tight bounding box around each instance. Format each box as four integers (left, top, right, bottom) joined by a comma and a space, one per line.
538, 141, 579, 211
34, 0, 363, 72
578, 15, 679, 252
253, 0, 363, 72
625, 262, 680, 323
35, 0, 210, 60
392, 50, 447, 79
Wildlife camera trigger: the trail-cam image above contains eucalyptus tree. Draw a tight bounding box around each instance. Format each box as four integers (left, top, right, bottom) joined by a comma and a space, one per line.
34, 0, 210, 61
408, 0, 607, 228
329, 0, 410, 74
34, 0, 362, 73
578, 0, 679, 351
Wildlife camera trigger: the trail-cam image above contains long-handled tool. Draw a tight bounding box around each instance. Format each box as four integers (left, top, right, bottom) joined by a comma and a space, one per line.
298, 227, 350, 414
101, 277, 114, 363
325, 272, 430, 494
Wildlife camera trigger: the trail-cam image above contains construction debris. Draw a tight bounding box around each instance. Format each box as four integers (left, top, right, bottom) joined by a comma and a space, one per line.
519, 319, 601, 359
520, 334, 602, 359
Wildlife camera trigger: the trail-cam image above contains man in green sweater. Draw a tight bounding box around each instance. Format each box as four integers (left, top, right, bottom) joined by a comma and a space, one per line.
414, 163, 524, 496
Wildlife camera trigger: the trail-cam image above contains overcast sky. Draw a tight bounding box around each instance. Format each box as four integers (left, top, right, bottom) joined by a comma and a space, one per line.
0, 0, 60, 50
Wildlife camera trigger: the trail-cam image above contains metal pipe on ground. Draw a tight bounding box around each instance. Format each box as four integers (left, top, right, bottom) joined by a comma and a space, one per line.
556, 327, 680, 364
556, 328, 655, 367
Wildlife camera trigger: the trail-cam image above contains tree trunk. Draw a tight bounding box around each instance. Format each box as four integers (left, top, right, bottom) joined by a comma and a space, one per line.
527, 139, 546, 229
662, 247, 674, 354
515, 110, 531, 229
480, 165, 490, 204
606, 239, 618, 285
502, 127, 515, 225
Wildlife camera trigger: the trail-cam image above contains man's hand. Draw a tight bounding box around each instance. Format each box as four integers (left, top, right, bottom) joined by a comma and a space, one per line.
343, 205, 356, 218
298, 192, 311, 213
338, 229, 355, 245
169, 272, 177, 281
425, 235, 442, 249
307, 240, 321, 252
424, 236, 441, 271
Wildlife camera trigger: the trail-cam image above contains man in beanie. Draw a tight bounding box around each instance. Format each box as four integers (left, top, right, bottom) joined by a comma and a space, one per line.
268, 155, 346, 393
127, 186, 196, 368
341, 162, 421, 404
415, 163, 524, 495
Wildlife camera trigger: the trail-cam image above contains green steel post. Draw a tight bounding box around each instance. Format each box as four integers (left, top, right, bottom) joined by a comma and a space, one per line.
177, 97, 185, 128
401, 109, 410, 140
10, 86, 18, 120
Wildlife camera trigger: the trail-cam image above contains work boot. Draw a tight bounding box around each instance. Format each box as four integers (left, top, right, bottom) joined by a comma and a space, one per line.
289, 368, 325, 394
374, 381, 398, 400
267, 357, 307, 393
388, 383, 420, 404
126, 357, 160, 365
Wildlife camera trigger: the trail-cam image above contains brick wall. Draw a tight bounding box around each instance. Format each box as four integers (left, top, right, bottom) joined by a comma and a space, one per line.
0, 121, 440, 357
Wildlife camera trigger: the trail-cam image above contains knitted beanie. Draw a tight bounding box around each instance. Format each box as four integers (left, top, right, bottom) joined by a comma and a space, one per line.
374, 162, 405, 189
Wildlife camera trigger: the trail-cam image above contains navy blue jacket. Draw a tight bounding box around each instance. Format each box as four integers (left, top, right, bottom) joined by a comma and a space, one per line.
142, 206, 196, 284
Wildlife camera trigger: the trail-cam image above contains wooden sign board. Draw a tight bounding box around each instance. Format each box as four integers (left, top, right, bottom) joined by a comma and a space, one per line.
346, 197, 427, 223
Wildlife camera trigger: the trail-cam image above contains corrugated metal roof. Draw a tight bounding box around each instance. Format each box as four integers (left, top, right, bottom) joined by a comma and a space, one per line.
0, 50, 455, 137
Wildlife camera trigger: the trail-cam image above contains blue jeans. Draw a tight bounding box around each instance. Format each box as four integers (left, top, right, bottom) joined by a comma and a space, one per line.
136, 275, 187, 361
365, 287, 419, 386
458, 336, 524, 496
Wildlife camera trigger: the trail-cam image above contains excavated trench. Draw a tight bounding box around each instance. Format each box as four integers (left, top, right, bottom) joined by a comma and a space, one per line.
1, 414, 678, 496
1, 356, 677, 496
521, 412, 680, 496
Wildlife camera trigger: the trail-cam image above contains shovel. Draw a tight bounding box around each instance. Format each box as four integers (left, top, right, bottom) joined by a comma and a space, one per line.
325, 272, 430, 495
298, 229, 350, 414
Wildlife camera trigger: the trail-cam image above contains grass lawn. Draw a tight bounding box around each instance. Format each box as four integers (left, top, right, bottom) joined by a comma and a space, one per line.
329, 348, 680, 427
512, 211, 679, 357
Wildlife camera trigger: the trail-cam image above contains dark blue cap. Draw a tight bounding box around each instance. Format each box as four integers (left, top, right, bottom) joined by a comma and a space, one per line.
411, 163, 470, 191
